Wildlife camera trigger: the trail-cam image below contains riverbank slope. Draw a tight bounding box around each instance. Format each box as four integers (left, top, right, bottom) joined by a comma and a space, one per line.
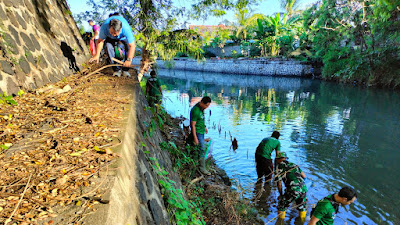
0, 66, 263, 224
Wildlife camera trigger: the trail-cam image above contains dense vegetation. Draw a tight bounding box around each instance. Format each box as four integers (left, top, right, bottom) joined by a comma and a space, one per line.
75, 0, 400, 87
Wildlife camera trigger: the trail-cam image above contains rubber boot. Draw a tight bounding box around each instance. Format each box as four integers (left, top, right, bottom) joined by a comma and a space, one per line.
278, 211, 286, 219
199, 158, 211, 175
299, 211, 307, 223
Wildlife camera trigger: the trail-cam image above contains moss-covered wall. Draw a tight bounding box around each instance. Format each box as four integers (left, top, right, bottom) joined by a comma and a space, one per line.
0, 0, 89, 95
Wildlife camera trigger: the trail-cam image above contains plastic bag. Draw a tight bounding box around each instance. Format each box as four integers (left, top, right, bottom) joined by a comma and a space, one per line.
89, 39, 96, 56
204, 139, 213, 160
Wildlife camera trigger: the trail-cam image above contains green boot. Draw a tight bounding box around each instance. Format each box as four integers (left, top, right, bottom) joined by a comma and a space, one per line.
199, 158, 211, 175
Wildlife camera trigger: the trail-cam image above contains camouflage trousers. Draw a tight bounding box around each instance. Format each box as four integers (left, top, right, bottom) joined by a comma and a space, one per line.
277, 186, 307, 212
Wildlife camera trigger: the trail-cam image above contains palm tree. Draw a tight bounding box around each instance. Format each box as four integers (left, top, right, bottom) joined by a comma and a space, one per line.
280, 0, 301, 18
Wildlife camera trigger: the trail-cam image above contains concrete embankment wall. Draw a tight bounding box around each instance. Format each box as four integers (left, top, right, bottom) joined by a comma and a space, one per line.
0, 1, 177, 223
0, 0, 89, 95
83, 79, 182, 225
133, 58, 312, 77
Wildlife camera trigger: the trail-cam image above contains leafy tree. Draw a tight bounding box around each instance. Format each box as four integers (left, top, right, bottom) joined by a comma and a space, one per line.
303, 0, 400, 87
75, 0, 261, 80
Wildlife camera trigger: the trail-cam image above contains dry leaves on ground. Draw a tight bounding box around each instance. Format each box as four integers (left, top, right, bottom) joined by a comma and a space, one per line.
0, 64, 136, 224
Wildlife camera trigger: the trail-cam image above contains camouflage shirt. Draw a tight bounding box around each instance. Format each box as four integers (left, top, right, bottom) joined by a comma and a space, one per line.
275, 160, 307, 193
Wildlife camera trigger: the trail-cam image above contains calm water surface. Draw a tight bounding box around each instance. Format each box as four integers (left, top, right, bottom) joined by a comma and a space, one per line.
157, 69, 400, 225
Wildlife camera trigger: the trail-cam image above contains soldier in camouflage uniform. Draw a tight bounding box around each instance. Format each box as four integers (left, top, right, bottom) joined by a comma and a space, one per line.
274, 152, 307, 221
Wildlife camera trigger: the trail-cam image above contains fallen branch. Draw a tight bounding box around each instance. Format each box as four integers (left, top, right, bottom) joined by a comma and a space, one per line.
186, 175, 204, 191
5, 173, 33, 225
111, 57, 140, 68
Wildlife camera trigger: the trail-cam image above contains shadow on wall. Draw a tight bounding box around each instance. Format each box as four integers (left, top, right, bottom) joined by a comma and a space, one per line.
32, 0, 55, 37
55, 0, 85, 52
60, 41, 80, 72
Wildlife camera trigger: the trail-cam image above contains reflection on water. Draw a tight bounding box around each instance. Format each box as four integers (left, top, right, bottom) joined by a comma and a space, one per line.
158, 69, 400, 225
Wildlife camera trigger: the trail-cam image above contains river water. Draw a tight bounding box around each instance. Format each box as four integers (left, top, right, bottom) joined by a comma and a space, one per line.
156, 69, 400, 225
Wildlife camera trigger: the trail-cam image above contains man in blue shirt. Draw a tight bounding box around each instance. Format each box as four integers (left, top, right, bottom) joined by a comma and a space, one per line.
89, 16, 136, 77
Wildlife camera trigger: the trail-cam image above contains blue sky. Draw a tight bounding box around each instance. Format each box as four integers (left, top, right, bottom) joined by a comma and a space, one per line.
67, 0, 317, 31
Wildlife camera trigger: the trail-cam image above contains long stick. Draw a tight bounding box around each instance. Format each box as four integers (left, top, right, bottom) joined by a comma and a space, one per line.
5, 173, 33, 225
111, 57, 140, 67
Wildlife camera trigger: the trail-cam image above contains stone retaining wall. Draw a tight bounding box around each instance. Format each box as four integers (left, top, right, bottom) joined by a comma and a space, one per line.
133, 58, 312, 77
0, 0, 89, 95
82, 79, 183, 225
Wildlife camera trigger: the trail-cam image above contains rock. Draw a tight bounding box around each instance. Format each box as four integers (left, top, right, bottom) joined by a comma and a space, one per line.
148, 199, 168, 225
6, 77, 19, 95
7, 25, 20, 45
144, 172, 154, 194
0, 60, 14, 75
19, 57, 31, 74
3, 33, 19, 54
15, 12, 27, 30
30, 33, 41, 51
5, 9, 19, 28
137, 181, 147, 204
20, 33, 35, 52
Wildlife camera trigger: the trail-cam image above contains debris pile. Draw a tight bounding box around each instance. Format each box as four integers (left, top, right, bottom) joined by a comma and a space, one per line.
0, 67, 136, 224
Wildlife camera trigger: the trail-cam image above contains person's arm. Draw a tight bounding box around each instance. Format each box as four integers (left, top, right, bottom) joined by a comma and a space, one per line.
93, 30, 99, 39
91, 30, 99, 40
308, 216, 320, 225
92, 25, 100, 40
123, 42, 136, 67
89, 38, 104, 63
190, 121, 199, 145
301, 171, 306, 179
275, 141, 281, 155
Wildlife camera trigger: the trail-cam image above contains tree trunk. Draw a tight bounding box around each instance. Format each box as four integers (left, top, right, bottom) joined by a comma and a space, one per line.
138, 44, 153, 81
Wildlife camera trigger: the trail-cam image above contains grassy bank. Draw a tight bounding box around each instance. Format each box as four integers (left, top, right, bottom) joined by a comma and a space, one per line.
142, 96, 263, 224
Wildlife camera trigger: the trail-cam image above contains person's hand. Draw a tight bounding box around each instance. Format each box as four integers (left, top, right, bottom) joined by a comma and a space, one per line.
91, 37, 95, 41
194, 138, 199, 146
89, 55, 100, 63
205, 137, 211, 142
123, 60, 131, 68
205, 127, 208, 134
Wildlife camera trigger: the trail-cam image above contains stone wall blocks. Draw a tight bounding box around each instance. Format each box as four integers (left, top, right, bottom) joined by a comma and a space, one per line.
48, 72, 58, 82
8, 25, 21, 45
15, 12, 27, 30
0, 6, 7, 23
6, 77, 19, 94
30, 34, 41, 51
5, 9, 19, 28
24, 48, 35, 64
19, 32, 35, 52
23, 0, 35, 13
139, 205, 155, 225
144, 172, 154, 195
33, 74, 44, 88
3, 33, 19, 54
22, 11, 31, 24
0, 60, 15, 75
40, 71, 49, 84
38, 57, 48, 69
3, 0, 15, 8
15, 70, 27, 84
18, 57, 31, 74
137, 181, 148, 204
148, 199, 169, 225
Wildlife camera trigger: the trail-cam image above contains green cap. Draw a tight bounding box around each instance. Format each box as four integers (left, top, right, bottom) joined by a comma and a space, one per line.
276, 152, 288, 158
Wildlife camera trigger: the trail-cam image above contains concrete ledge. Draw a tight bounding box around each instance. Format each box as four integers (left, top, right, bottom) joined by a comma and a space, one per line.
83, 78, 180, 225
